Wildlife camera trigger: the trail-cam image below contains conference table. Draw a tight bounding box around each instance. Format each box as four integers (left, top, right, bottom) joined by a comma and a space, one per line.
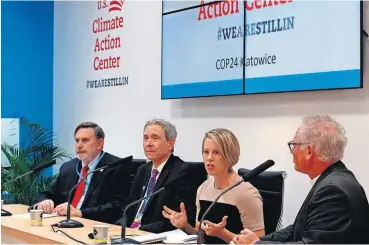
1, 204, 148, 244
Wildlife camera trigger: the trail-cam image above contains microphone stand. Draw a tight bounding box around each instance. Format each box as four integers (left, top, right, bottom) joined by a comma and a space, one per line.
1, 207, 12, 216
2, 171, 37, 216
58, 165, 108, 228
2, 160, 57, 217
2, 171, 39, 216
3, 171, 35, 185
197, 179, 244, 244
111, 187, 166, 244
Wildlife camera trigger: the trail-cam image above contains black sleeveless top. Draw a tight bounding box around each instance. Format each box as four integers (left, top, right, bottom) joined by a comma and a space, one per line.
197, 200, 243, 244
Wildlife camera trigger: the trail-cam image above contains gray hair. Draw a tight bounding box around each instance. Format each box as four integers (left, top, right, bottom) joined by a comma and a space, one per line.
296, 114, 347, 163
144, 119, 177, 141
74, 122, 105, 140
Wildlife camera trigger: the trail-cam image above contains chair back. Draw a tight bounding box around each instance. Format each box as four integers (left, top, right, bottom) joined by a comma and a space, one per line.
238, 168, 287, 235
129, 158, 147, 186
186, 161, 208, 189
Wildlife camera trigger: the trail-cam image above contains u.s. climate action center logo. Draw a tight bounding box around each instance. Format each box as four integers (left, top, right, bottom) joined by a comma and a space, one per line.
87, 0, 129, 89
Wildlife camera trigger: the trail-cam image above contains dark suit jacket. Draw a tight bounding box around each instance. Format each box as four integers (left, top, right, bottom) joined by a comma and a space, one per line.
116, 154, 199, 233
260, 161, 369, 244
34, 152, 133, 224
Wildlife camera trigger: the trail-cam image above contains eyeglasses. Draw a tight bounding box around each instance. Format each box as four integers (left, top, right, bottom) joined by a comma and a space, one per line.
287, 141, 308, 153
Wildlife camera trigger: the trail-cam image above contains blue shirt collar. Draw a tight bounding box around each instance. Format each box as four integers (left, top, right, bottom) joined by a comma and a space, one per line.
82, 151, 103, 171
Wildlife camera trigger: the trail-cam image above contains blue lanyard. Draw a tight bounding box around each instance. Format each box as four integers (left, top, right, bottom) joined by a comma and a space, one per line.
75, 151, 105, 186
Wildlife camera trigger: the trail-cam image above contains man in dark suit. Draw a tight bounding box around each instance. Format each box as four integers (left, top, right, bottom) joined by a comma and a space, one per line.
32, 122, 132, 224
116, 119, 201, 233
232, 114, 369, 244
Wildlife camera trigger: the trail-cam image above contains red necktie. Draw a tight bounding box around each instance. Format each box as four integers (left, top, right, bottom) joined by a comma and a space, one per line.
71, 165, 89, 208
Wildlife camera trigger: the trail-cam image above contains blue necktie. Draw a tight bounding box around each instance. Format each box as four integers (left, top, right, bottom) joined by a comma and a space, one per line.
131, 169, 159, 228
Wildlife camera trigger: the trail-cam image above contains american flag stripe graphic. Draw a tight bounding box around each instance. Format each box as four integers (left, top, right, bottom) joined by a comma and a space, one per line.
109, 0, 124, 12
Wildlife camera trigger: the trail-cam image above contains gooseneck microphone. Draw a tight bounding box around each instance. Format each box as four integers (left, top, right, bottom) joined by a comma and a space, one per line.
111, 175, 185, 244
1, 160, 57, 216
111, 187, 165, 244
3, 160, 57, 186
196, 160, 275, 244
57, 158, 127, 228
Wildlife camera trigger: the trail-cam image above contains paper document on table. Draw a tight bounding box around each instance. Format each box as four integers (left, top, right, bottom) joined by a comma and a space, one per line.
112, 229, 196, 244
11, 212, 59, 219
131, 232, 167, 244
42, 213, 60, 218
161, 229, 197, 244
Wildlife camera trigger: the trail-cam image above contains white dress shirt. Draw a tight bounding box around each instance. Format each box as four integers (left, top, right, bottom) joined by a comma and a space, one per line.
76, 152, 103, 209
133, 157, 169, 223
310, 175, 321, 186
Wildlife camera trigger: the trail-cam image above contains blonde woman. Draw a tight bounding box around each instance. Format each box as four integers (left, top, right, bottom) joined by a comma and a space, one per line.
162, 128, 265, 244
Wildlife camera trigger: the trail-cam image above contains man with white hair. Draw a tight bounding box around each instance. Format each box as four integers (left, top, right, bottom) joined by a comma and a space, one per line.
116, 119, 204, 233
232, 114, 369, 244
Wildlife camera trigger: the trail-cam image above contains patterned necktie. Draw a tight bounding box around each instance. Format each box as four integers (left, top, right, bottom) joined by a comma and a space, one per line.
71, 165, 89, 208
130, 169, 159, 228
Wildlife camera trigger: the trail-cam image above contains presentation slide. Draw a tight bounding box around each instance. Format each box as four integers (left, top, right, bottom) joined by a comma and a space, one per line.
161, 0, 362, 99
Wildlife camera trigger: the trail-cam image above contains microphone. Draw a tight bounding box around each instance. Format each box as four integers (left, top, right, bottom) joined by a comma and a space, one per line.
238, 159, 275, 182
57, 157, 130, 228
111, 175, 185, 244
1, 160, 57, 217
196, 160, 275, 244
32, 160, 58, 173
3, 160, 57, 186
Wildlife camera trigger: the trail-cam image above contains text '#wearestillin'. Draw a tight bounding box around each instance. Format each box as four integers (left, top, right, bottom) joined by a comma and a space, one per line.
217, 16, 294, 41
86, 76, 128, 89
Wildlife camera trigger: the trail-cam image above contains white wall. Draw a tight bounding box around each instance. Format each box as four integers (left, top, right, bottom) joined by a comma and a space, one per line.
1, 118, 19, 167
54, 1, 369, 227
